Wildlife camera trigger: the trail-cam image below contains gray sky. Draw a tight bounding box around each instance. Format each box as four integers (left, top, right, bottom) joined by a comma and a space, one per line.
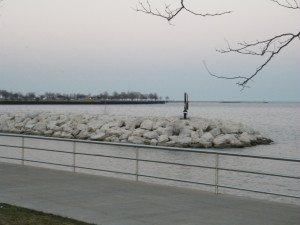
0, 0, 299, 101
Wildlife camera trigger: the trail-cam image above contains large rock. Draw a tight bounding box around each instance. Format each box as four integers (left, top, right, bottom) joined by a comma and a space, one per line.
25, 119, 36, 130
210, 128, 221, 137
33, 122, 47, 132
128, 136, 145, 145
61, 123, 73, 133
156, 127, 173, 136
221, 122, 241, 134
213, 134, 242, 148
87, 121, 105, 132
153, 120, 168, 130
77, 130, 90, 139
119, 130, 132, 140
150, 139, 158, 146
47, 121, 58, 130
238, 132, 256, 146
140, 119, 153, 130
61, 131, 73, 139
44, 130, 54, 136
107, 120, 124, 128
90, 132, 106, 141
143, 131, 159, 140
177, 136, 192, 147
193, 121, 209, 132
199, 132, 214, 143
132, 128, 147, 137
158, 135, 169, 143
125, 118, 142, 130
77, 124, 88, 131
179, 128, 192, 137
198, 132, 214, 148
106, 128, 124, 137
104, 136, 120, 143
256, 134, 273, 145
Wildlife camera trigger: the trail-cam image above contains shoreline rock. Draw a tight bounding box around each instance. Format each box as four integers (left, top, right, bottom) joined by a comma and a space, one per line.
0, 113, 273, 149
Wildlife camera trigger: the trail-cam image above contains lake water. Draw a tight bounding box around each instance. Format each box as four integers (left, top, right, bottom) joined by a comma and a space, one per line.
1, 102, 299, 157
1, 102, 300, 205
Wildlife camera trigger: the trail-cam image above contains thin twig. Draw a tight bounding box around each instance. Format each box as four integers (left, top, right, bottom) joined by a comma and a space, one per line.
135, 0, 231, 22
270, 0, 300, 9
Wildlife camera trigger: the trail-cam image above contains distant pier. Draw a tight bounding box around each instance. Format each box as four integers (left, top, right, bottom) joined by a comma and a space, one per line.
0, 100, 166, 105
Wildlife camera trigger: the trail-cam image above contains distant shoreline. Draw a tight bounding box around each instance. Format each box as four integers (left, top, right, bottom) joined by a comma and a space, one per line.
0, 100, 166, 105
170, 101, 269, 104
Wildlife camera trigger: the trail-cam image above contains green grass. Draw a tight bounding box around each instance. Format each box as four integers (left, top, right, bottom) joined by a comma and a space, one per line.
0, 203, 96, 225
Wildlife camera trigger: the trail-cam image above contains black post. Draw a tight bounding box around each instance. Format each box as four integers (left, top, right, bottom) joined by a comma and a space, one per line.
183, 92, 188, 119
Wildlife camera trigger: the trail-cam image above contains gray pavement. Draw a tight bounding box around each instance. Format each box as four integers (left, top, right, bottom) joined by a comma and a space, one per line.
0, 162, 299, 225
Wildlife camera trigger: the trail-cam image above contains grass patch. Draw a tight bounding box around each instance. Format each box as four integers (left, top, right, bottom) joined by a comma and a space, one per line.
0, 203, 96, 225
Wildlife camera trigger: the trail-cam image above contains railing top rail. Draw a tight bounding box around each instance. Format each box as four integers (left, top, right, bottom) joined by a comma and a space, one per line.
1, 132, 300, 162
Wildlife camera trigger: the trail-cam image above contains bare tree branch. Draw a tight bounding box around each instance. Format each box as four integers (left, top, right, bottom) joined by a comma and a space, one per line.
270, 0, 300, 9
206, 0, 300, 88
135, 0, 231, 22
208, 31, 300, 88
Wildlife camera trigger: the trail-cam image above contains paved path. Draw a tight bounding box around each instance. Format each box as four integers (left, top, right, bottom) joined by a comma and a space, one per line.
0, 163, 299, 225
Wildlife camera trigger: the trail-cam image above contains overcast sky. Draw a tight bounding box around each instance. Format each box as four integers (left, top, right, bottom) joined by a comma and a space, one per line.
0, 0, 299, 101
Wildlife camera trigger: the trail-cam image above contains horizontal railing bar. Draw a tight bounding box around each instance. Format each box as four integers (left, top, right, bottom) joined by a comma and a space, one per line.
0, 156, 22, 161
136, 160, 300, 180
139, 174, 300, 199
13, 147, 138, 161
0, 144, 22, 149
218, 167, 300, 180
218, 184, 300, 199
0, 156, 135, 176
75, 166, 136, 176
138, 174, 216, 187
1, 133, 300, 162
74, 152, 136, 160
1, 144, 138, 161
23, 159, 73, 168
23, 147, 73, 154
134, 159, 215, 170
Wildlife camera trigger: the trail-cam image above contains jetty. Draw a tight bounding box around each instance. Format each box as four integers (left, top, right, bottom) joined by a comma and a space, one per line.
0, 112, 272, 149
0, 100, 165, 105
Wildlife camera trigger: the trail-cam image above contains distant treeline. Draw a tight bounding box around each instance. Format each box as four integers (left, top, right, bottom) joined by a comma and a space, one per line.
0, 90, 169, 101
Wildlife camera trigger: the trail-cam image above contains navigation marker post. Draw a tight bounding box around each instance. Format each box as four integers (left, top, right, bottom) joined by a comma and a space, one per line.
183, 92, 188, 119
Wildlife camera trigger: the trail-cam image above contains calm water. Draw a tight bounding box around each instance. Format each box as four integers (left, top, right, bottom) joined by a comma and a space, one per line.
0, 102, 299, 204
1, 102, 299, 157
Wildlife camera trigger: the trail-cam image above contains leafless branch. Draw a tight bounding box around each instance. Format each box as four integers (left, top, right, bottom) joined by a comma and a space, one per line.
270, 0, 300, 9
209, 31, 300, 88
135, 0, 231, 22
206, 0, 300, 88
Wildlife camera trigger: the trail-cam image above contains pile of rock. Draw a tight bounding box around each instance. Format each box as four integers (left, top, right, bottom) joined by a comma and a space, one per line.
0, 112, 273, 148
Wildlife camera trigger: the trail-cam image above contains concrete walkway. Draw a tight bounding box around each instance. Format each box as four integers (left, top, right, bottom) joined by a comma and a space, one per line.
0, 163, 299, 225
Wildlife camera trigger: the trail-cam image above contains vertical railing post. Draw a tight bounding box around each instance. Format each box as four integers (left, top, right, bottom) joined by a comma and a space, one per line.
73, 141, 76, 173
21, 137, 25, 165
136, 147, 139, 182
215, 154, 219, 194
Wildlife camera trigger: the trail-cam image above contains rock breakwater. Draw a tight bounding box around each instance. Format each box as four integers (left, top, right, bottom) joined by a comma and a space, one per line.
0, 113, 273, 149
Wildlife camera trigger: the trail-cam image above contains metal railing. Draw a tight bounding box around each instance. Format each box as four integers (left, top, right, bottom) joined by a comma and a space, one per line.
0, 132, 299, 203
